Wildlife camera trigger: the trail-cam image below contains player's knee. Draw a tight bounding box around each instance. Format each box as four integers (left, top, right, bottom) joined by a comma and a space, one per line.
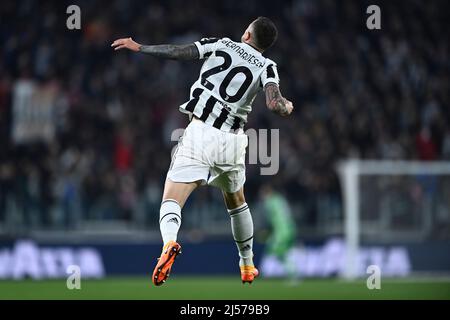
162, 180, 200, 208
224, 189, 246, 209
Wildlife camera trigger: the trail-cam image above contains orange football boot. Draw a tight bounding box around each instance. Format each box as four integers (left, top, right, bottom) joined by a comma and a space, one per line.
240, 265, 259, 284
152, 240, 182, 286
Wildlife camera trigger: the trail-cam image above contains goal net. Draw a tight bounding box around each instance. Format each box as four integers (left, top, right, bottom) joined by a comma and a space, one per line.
337, 160, 450, 279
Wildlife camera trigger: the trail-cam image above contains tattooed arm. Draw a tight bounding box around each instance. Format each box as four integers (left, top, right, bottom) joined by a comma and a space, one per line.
138, 44, 199, 60
264, 83, 294, 117
111, 37, 199, 60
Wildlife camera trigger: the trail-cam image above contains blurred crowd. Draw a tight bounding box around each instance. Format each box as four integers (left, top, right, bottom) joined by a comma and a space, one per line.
0, 0, 449, 232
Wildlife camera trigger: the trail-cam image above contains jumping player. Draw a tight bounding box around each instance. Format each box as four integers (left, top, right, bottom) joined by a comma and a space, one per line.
111, 17, 294, 285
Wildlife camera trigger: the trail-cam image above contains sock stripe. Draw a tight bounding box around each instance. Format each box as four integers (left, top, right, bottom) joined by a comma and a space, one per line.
159, 212, 181, 224
161, 199, 179, 206
234, 236, 253, 244
229, 205, 249, 216
228, 203, 248, 213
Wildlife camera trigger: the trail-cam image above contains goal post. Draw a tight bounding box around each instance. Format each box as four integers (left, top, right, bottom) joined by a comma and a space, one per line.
337, 160, 450, 279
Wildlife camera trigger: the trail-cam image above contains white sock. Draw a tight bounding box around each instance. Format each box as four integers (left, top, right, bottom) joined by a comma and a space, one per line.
228, 203, 254, 267
159, 199, 182, 245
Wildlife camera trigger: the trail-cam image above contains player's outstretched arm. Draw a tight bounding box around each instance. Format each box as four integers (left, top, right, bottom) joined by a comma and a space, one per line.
111, 37, 199, 60
264, 83, 294, 117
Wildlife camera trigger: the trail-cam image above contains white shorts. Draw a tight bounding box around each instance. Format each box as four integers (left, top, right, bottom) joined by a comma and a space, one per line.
167, 118, 248, 193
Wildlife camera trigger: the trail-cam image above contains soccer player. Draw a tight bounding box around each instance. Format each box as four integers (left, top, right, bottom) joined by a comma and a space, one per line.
111, 16, 294, 286
260, 184, 299, 282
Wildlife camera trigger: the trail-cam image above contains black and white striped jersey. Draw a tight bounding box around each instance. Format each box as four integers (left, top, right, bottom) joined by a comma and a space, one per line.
179, 37, 280, 132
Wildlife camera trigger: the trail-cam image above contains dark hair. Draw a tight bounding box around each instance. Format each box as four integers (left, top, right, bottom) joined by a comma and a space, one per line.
251, 16, 278, 51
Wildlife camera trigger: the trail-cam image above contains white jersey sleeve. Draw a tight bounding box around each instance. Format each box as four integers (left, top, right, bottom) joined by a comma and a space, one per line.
194, 38, 221, 59
261, 60, 280, 87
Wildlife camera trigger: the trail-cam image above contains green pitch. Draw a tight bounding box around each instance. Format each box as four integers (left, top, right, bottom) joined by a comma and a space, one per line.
0, 276, 449, 300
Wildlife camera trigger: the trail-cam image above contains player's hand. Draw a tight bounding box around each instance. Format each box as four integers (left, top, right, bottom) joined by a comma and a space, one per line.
111, 37, 141, 52
281, 98, 294, 116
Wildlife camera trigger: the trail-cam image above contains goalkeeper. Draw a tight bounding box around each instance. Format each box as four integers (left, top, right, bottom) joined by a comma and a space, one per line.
260, 184, 298, 280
